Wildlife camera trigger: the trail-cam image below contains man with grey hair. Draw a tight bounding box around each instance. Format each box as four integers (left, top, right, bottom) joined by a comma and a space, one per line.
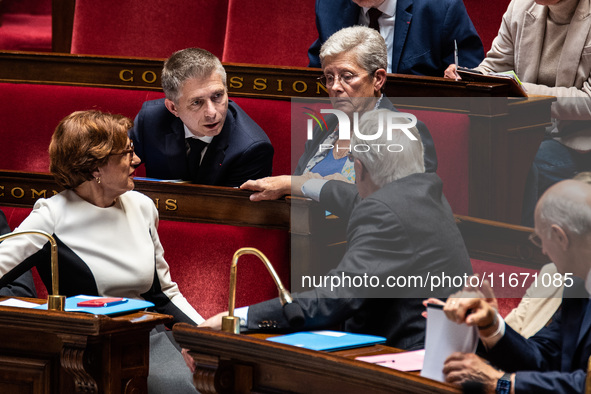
129, 48, 273, 186
436, 179, 591, 393
197, 109, 471, 351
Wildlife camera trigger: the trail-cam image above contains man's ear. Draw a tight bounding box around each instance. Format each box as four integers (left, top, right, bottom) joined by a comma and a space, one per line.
374, 68, 387, 92
164, 98, 179, 117
551, 224, 570, 251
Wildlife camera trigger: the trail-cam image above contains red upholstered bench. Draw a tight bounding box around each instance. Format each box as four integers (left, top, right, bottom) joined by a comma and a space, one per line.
0, 82, 164, 173
157, 219, 289, 318
471, 259, 538, 318
0, 0, 51, 52
405, 109, 470, 216
70, 0, 228, 59
0, 205, 290, 318
464, 0, 512, 53
222, 0, 317, 67
230, 97, 294, 176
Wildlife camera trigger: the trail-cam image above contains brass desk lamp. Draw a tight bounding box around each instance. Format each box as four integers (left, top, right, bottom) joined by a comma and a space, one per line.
222, 247, 304, 334
0, 230, 65, 311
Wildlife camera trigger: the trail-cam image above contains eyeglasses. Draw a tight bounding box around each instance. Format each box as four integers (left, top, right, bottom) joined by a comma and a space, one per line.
528, 232, 542, 249
110, 140, 134, 158
317, 71, 369, 88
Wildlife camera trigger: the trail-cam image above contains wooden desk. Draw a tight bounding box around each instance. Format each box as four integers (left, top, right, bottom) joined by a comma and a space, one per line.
0, 299, 172, 394
173, 324, 460, 394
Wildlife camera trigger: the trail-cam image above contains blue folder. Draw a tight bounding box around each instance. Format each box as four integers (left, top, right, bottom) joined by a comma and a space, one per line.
267, 330, 386, 352
35, 295, 154, 315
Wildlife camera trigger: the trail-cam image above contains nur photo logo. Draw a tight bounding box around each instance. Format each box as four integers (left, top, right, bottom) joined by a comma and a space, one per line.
304, 108, 419, 154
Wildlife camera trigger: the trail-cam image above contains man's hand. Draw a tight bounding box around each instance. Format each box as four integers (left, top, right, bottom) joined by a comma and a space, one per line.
198, 311, 228, 330
240, 175, 292, 201
444, 64, 461, 80
443, 352, 505, 391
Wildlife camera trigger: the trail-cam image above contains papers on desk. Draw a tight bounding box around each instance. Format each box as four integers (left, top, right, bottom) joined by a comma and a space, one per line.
267, 330, 386, 352
356, 349, 425, 371
34, 295, 154, 315
420, 304, 478, 382
0, 298, 39, 308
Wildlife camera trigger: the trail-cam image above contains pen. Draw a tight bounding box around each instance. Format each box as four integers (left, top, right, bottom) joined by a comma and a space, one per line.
454, 40, 459, 81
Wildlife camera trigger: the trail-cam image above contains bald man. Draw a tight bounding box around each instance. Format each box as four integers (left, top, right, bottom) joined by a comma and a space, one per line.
434, 180, 591, 394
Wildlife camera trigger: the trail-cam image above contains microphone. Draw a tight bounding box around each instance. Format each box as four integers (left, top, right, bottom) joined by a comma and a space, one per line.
0, 230, 65, 311
222, 247, 304, 333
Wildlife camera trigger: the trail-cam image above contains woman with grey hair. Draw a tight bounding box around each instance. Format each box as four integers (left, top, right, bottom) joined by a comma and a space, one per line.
241, 26, 436, 201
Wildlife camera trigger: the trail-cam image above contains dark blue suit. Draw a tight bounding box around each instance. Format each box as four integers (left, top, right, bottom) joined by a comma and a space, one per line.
308, 0, 484, 76
484, 280, 591, 393
129, 99, 273, 187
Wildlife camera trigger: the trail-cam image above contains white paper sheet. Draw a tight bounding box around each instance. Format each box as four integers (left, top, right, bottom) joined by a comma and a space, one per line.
420, 304, 479, 382
0, 298, 39, 308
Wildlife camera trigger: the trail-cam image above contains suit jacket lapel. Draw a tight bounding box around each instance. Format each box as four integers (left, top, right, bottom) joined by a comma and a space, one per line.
556, 0, 591, 87
561, 278, 591, 371
166, 118, 190, 179
517, 4, 546, 84
392, 0, 412, 74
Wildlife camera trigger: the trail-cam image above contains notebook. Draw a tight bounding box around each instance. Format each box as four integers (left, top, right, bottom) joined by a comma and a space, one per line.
267, 330, 386, 352
34, 295, 154, 316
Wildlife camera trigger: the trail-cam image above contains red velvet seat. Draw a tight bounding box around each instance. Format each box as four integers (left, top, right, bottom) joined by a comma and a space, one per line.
464, 0, 511, 53
70, 0, 228, 59
405, 109, 470, 216
230, 97, 294, 176
222, 0, 317, 66
471, 258, 538, 317
157, 220, 290, 318
0, 82, 163, 173
0, 0, 51, 52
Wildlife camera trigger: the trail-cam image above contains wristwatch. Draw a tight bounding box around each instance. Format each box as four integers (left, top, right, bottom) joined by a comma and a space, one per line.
496, 372, 511, 394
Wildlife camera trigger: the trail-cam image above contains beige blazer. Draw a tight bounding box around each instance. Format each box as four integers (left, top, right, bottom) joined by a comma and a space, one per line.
504, 263, 563, 339
477, 0, 591, 148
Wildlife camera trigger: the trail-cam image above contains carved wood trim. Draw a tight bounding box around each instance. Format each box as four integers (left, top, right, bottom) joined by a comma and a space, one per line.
0, 51, 516, 100
59, 336, 98, 394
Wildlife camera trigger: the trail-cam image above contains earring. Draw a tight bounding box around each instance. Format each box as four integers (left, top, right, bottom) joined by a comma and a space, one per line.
95, 177, 101, 184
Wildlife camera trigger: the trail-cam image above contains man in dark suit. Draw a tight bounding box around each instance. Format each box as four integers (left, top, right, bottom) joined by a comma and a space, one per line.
129, 48, 273, 187
198, 108, 472, 350
437, 179, 591, 393
308, 0, 484, 76
0, 209, 37, 298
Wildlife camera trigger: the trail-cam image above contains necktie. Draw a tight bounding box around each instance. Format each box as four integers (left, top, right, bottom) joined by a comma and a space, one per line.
186, 138, 208, 181
368, 8, 382, 32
